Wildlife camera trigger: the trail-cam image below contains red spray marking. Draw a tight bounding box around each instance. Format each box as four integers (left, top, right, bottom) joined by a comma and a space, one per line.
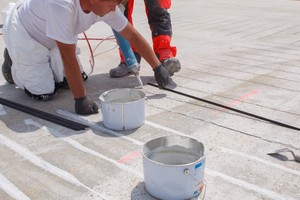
227, 89, 260, 107
212, 89, 260, 116
117, 150, 141, 164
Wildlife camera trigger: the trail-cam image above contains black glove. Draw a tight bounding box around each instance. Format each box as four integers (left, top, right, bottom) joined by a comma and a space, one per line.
153, 64, 171, 88
74, 96, 99, 115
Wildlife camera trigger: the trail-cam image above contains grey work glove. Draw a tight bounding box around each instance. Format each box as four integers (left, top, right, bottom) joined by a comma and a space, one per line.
154, 64, 171, 88
74, 96, 99, 115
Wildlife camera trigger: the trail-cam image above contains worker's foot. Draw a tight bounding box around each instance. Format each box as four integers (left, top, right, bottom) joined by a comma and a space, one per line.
55, 78, 69, 89
109, 62, 129, 78
2, 48, 14, 84
55, 71, 88, 89
109, 52, 141, 78
162, 57, 181, 76
24, 88, 57, 101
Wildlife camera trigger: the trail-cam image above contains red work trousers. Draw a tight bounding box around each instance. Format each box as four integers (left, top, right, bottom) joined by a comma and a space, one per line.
119, 0, 177, 62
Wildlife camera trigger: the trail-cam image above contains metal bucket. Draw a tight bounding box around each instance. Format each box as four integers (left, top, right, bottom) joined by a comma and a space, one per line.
99, 88, 145, 130
142, 135, 205, 200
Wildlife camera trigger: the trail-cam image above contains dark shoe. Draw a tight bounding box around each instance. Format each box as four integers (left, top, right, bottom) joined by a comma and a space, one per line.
55, 71, 88, 89
81, 71, 88, 81
109, 62, 129, 78
2, 48, 14, 84
162, 57, 181, 76
55, 77, 69, 89
24, 88, 57, 101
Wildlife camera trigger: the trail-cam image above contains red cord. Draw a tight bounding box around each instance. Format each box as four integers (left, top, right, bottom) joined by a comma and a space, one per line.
83, 32, 95, 75
78, 37, 115, 41
81, 32, 117, 76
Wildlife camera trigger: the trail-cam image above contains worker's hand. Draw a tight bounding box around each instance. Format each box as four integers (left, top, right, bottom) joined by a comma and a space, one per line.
153, 64, 171, 89
74, 96, 99, 115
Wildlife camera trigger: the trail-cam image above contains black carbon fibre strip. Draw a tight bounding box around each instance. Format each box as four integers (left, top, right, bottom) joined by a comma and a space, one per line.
0, 97, 88, 131
148, 83, 300, 131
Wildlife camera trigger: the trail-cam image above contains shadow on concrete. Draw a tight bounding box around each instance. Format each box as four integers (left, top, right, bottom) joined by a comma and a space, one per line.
267, 154, 289, 161
131, 181, 158, 200
267, 153, 299, 163
68, 117, 146, 138
0, 72, 167, 138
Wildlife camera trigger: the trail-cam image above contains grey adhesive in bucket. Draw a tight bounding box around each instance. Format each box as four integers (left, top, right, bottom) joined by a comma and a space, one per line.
142, 135, 205, 200
100, 88, 146, 103
100, 88, 145, 103
148, 145, 201, 165
143, 135, 204, 165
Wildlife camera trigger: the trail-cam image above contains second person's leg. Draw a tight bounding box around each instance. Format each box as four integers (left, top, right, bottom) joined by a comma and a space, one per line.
144, 0, 181, 76
109, 0, 141, 78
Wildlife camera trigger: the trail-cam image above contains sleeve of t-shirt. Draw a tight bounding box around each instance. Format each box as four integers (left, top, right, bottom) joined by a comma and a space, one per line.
103, 7, 128, 32
45, 1, 77, 44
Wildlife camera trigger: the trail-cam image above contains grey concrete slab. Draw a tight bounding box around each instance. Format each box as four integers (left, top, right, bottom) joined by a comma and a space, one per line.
0, 0, 300, 200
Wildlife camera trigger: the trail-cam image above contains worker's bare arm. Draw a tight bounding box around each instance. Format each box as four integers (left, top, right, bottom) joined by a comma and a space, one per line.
55, 41, 86, 98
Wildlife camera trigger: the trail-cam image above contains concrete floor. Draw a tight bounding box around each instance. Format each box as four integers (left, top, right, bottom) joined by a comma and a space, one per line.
0, 0, 299, 199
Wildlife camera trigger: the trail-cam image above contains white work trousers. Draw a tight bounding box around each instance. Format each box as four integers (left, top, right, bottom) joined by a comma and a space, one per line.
2, 2, 83, 95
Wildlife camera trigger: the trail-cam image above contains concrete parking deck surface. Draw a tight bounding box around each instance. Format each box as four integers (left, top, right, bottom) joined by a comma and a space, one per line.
0, 0, 299, 199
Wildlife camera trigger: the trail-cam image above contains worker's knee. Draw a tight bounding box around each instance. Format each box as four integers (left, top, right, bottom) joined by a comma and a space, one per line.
12, 62, 56, 96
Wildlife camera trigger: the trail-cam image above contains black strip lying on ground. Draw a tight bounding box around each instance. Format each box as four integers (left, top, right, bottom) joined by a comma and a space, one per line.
148, 83, 300, 131
0, 97, 88, 131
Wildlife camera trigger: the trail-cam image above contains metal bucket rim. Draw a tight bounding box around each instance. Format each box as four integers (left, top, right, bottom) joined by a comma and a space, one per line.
141, 135, 206, 167
99, 88, 145, 105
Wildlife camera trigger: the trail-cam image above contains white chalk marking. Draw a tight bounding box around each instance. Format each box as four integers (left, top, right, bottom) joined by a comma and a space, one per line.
206, 169, 296, 200
220, 147, 300, 176
0, 104, 7, 115
57, 110, 143, 146
0, 173, 31, 200
145, 120, 297, 199
0, 133, 81, 185
146, 120, 300, 174
0, 133, 110, 200
145, 120, 197, 138
56, 111, 296, 200
24, 119, 143, 178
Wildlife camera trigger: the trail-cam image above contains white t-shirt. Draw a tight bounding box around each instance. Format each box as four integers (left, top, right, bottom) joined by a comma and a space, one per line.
18, 0, 128, 49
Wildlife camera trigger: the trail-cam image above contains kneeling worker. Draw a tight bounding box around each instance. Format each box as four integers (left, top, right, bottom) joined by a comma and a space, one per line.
1, 0, 171, 115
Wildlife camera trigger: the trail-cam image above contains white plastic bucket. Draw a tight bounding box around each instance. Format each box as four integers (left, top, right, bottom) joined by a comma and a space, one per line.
99, 88, 145, 130
142, 135, 205, 200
